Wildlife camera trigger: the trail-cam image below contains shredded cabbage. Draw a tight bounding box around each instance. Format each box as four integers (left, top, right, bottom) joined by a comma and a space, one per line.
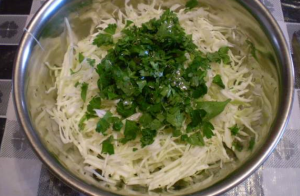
27, 0, 278, 193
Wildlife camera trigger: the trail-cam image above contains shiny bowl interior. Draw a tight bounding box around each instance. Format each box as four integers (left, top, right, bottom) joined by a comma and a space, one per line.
13, 0, 294, 195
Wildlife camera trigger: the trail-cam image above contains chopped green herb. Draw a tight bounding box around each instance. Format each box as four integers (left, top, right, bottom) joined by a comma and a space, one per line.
132, 148, 138, 152
96, 112, 112, 135
213, 74, 225, 89
93, 33, 114, 47
78, 115, 87, 130
166, 108, 184, 128
102, 136, 114, 155
125, 20, 133, 28
87, 58, 96, 67
78, 52, 84, 63
109, 117, 123, 131
121, 120, 140, 144
207, 46, 230, 64
104, 24, 117, 35
246, 40, 258, 60
86, 96, 101, 117
81, 82, 88, 102
248, 137, 255, 150
196, 99, 231, 121
229, 124, 240, 136
75, 81, 80, 87
187, 132, 204, 146
140, 129, 157, 147
202, 121, 214, 139
185, 0, 198, 10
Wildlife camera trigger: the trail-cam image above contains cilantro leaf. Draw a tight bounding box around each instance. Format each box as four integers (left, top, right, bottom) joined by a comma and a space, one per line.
248, 137, 255, 150
78, 52, 84, 63
139, 113, 153, 128
192, 84, 207, 98
93, 33, 113, 47
213, 74, 225, 89
121, 120, 140, 144
196, 99, 231, 121
87, 58, 96, 67
246, 40, 258, 60
185, 0, 198, 10
87, 97, 101, 115
116, 101, 137, 118
187, 109, 206, 131
229, 124, 239, 135
96, 112, 112, 135
102, 136, 114, 155
187, 132, 204, 146
104, 24, 117, 35
78, 115, 87, 130
109, 117, 123, 131
202, 121, 214, 138
140, 129, 157, 147
81, 82, 88, 102
207, 47, 230, 64
166, 108, 184, 128
125, 20, 133, 28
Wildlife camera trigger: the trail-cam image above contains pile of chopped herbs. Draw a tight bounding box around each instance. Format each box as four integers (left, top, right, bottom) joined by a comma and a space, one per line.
82, 9, 231, 154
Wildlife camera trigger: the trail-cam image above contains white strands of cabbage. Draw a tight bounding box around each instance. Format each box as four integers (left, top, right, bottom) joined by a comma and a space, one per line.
44, 0, 278, 191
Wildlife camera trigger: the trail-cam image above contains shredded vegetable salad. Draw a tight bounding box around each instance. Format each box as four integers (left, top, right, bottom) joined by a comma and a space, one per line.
30, 0, 278, 192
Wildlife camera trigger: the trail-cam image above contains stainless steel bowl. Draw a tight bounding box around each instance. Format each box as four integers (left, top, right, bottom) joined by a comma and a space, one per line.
13, 0, 294, 195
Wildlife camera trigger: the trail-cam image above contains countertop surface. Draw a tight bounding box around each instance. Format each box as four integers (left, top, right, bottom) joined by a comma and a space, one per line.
0, 0, 300, 195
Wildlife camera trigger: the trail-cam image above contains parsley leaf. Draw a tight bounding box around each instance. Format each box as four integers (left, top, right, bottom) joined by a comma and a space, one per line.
78, 52, 84, 63
248, 137, 255, 150
96, 112, 112, 135
229, 124, 239, 135
121, 120, 140, 144
196, 99, 231, 121
87, 58, 96, 67
87, 97, 101, 115
93, 33, 113, 47
202, 121, 214, 138
139, 113, 153, 128
109, 117, 123, 131
116, 101, 137, 118
104, 24, 117, 35
101, 136, 114, 155
246, 40, 258, 60
166, 108, 184, 128
140, 129, 157, 147
213, 74, 225, 89
78, 115, 87, 130
185, 0, 198, 10
187, 132, 204, 146
81, 82, 88, 102
207, 47, 230, 64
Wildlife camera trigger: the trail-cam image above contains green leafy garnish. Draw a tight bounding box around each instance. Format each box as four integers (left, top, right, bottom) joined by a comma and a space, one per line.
185, 0, 198, 10
93, 33, 114, 47
233, 141, 243, 152
202, 121, 214, 139
87, 58, 96, 67
213, 74, 225, 89
187, 132, 204, 146
229, 124, 240, 135
78, 115, 87, 130
109, 117, 123, 131
140, 129, 157, 147
78, 52, 84, 63
207, 46, 230, 64
86, 96, 101, 118
248, 137, 255, 150
89, 10, 231, 147
246, 40, 258, 60
104, 24, 117, 35
102, 136, 114, 155
81, 82, 88, 102
196, 99, 231, 121
96, 112, 112, 135
166, 107, 185, 128
121, 120, 140, 144
93, 24, 117, 47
